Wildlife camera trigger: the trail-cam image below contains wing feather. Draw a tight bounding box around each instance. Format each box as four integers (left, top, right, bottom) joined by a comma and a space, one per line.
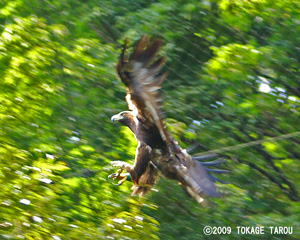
116, 35, 171, 144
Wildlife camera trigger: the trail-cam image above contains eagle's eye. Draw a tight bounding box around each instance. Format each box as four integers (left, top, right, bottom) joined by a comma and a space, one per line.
121, 112, 130, 117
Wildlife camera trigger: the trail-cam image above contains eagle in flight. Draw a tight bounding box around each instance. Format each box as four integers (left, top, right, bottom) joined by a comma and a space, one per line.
109, 35, 227, 204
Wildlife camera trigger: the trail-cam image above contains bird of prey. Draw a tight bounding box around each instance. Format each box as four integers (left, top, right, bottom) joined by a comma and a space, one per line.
109, 35, 227, 204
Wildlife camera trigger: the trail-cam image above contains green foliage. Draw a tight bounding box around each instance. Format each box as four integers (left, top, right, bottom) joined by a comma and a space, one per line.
1, 0, 300, 239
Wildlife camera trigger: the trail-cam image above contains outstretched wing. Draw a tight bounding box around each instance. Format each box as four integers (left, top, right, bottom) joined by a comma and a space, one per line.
173, 150, 224, 201
116, 35, 170, 144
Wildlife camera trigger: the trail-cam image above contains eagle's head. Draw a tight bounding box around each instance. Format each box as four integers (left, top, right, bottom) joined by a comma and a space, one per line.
111, 111, 134, 127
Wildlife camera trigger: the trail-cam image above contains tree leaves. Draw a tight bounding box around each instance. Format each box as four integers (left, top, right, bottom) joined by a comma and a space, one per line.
1, 0, 300, 239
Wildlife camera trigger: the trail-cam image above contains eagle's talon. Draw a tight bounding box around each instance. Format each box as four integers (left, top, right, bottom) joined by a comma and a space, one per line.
108, 162, 132, 186
112, 176, 127, 186
108, 170, 130, 186
108, 173, 117, 179
112, 182, 122, 186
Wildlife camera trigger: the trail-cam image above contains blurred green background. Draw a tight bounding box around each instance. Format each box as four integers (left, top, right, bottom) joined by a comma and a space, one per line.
1, 0, 300, 239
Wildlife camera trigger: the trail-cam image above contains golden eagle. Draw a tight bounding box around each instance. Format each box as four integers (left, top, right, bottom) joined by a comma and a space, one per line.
109, 35, 226, 204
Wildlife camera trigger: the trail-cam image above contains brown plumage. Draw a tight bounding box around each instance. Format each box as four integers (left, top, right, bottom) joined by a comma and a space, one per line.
110, 35, 226, 203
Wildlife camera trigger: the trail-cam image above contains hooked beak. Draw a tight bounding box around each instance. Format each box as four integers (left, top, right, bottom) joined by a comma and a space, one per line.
111, 113, 122, 122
